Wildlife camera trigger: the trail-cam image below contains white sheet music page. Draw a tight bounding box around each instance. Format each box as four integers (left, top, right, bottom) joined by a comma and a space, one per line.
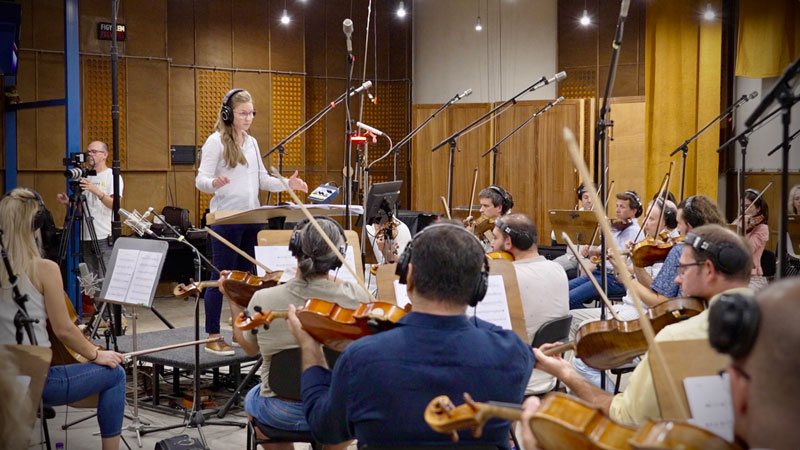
467, 275, 512, 330
104, 248, 163, 306
255, 246, 358, 285
393, 280, 411, 309
683, 374, 735, 442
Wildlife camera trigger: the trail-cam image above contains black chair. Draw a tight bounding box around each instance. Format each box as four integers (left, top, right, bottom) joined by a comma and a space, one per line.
761, 249, 777, 278
610, 362, 637, 394
530, 315, 572, 393
247, 347, 340, 450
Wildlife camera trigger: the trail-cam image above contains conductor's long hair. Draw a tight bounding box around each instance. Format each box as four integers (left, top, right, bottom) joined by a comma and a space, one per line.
214, 89, 253, 169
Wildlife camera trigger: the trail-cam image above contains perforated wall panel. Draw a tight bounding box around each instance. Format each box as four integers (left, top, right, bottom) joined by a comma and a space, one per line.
196, 70, 232, 214
83, 56, 127, 164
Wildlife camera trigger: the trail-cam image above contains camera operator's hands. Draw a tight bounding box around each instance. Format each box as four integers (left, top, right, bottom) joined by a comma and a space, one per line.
212, 176, 230, 189
56, 193, 68, 205
79, 178, 102, 198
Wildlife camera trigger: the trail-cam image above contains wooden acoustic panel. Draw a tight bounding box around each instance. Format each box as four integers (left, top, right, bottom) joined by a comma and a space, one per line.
269, 0, 305, 73
126, 59, 169, 170
36, 53, 66, 170
170, 67, 196, 146
169, 171, 199, 227
167, 0, 195, 65
410, 104, 451, 214
120, 172, 170, 218
124, 0, 167, 57
82, 56, 127, 166
232, 0, 270, 70
32, 0, 63, 51
304, 78, 327, 169
607, 98, 647, 202
194, 0, 233, 68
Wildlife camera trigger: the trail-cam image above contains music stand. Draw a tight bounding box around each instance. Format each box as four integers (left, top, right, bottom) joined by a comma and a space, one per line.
359, 181, 403, 274
548, 210, 599, 245
99, 237, 168, 447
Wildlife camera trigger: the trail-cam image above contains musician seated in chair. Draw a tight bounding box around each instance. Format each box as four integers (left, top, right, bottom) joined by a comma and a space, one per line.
490, 213, 568, 394
286, 222, 533, 448
467, 185, 514, 249
222, 217, 368, 450
552, 184, 594, 278
713, 277, 800, 450
567, 191, 643, 310
0, 188, 126, 450
534, 224, 753, 427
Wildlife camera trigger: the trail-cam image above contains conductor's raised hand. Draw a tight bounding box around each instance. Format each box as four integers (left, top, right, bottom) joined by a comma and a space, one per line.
287, 170, 309, 193
212, 176, 230, 189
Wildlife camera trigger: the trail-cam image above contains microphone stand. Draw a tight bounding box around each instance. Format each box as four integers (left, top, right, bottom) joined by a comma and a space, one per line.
481, 97, 564, 184
670, 93, 755, 201
432, 75, 562, 212
0, 229, 38, 347
594, 0, 630, 392
344, 44, 356, 230
110, 0, 123, 337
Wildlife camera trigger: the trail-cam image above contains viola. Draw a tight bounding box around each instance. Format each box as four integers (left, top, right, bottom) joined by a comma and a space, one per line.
470, 216, 495, 239
630, 420, 743, 450
46, 293, 104, 366
630, 235, 685, 268
610, 217, 634, 232
425, 392, 636, 449
234, 297, 410, 352
487, 251, 514, 261
174, 270, 283, 307
544, 297, 706, 370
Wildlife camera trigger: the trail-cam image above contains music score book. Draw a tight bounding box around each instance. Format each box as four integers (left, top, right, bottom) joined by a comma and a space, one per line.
100, 237, 169, 309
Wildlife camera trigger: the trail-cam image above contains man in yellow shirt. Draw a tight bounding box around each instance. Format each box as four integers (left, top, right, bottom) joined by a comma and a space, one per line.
533, 224, 753, 426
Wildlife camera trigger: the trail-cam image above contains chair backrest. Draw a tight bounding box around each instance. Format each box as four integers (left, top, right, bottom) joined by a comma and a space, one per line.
268, 347, 340, 400
530, 315, 572, 348
761, 249, 777, 277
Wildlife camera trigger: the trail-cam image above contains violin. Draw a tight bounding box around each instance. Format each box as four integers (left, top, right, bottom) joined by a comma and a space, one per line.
630, 235, 684, 268
544, 297, 706, 370
174, 270, 284, 307
468, 216, 495, 240
46, 293, 104, 366
487, 251, 514, 261
610, 217, 634, 231
234, 297, 410, 352
744, 214, 765, 234
425, 392, 741, 450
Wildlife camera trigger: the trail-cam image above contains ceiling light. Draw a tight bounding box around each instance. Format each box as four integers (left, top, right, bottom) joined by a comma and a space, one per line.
475, 16, 482, 31
280, 8, 290, 24
703, 3, 716, 21
397, 1, 406, 18
580, 9, 591, 26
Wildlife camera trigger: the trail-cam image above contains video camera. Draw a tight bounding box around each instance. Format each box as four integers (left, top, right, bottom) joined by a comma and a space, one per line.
62, 152, 96, 181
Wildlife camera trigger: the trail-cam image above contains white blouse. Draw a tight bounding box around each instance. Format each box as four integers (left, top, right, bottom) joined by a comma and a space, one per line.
195, 131, 286, 212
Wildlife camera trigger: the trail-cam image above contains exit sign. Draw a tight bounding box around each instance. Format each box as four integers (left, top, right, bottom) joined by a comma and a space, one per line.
97, 22, 126, 41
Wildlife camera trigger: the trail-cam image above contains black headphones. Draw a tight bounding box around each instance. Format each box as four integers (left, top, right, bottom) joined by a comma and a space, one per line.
487, 185, 514, 213
395, 223, 489, 307
684, 232, 750, 275
494, 217, 534, 250
288, 217, 348, 271
2, 188, 46, 231
655, 197, 678, 229
220, 88, 245, 125
681, 195, 703, 227
622, 190, 643, 218
709, 292, 760, 359
577, 184, 588, 201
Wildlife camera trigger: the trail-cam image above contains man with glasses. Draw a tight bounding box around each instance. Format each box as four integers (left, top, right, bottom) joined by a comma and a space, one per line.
57, 141, 123, 282
533, 224, 753, 426
710, 277, 800, 450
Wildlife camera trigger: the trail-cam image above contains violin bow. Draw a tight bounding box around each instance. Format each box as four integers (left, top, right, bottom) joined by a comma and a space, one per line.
441, 196, 452, 220
563, 233, 623, 322
269, 166, 378, 303
563, 127, 690, 419
632, 163, 672, 243
123, 337, 222, 362
735, 181, 773, 234
467, 167, 479, 218
587, 180, 615, 248
653, 162, 675, 238
204, 226, 274, 275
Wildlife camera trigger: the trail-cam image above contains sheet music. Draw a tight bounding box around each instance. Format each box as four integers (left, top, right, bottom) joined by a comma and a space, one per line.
393, 275, 512, 330
104, 248, 163, 306
255, 245, 359, 285
683, 374, 735, 442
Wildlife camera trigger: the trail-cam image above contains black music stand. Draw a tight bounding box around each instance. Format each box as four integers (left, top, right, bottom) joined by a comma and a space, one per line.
359, 181, 403, 273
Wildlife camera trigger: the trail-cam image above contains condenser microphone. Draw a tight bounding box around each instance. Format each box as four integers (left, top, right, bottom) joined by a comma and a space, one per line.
349, 80, 372, 97
747, 91, 758, 101
78, 262, 102, 297
356, 121, 385, 136
343, 19, 353, 53
458, 88, 473, 100
613, 0, 631, 48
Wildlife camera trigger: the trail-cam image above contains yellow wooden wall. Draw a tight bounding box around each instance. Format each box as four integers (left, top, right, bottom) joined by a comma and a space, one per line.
8, 0, 412, 228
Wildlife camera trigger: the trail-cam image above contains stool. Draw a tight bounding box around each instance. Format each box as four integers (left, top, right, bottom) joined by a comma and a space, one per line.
610, 362, 637, 394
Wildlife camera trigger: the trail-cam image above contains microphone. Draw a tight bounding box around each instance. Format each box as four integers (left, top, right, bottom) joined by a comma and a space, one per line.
747, 91, 758, 101
543, 71, 567, 86
119, 207, 153, 236
613, 0, 631, 48
356, 121, 385, 136
343, 18, 353, 53
78, 262, 102, 297
458, 88, 473, 100
349, 80, 372, 97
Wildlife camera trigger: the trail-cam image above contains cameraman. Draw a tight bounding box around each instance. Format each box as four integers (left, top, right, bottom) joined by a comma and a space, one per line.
57, 141, 123, 279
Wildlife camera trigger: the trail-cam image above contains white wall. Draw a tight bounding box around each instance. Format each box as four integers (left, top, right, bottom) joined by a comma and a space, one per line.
732, 76, 800, 171
412, 0, 558, 104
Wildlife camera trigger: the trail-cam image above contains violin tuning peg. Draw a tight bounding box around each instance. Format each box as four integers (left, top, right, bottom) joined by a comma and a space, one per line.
243, 308, 250, 318
253, 305, 263, 313
250, 329, 258, 335
366, 318, 381, 334
262, 323, 270, 331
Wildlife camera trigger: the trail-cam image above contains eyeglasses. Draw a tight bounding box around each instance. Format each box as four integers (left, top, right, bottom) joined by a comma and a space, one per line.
235, 110, 257, 119
676, 261, 705, 276
87, 150, 106, 155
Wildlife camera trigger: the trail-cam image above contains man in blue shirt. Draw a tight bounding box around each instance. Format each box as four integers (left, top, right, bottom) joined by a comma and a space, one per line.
568, 191, 644, 309
286, 223, 534, 448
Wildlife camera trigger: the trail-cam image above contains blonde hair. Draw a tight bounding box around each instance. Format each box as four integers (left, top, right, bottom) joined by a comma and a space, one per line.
214, 90, 253, 169
789, 184, 800, 215
0, 188, 43, 286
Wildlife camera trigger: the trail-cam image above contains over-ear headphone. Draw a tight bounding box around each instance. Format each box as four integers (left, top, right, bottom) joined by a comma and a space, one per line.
684, 232, 749, 275
494, 217, 534, 250
622, 190, 643, 218
395, 223, 489, 307
577, 184, 588, 201
681, 195, 703, 227
655, 197, 677, 229
709, 292, 760, 359
288, 216, 348, 271
487, 185, 514, 213
220, 88, 244, 125
2, 188, 46, 231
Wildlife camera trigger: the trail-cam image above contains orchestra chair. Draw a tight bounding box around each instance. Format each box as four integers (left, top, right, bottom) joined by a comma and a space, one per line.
761, 249, 777, 279
530, 315, 572, 394
610, 362, 637, 394
247, 347, 340, 450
